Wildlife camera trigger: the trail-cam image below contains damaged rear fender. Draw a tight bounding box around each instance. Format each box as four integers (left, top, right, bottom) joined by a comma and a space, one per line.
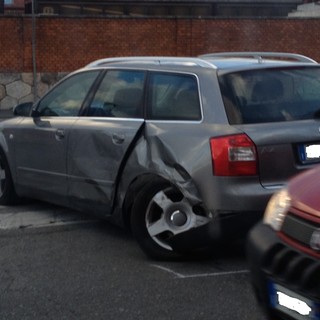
116, 134, 214, 232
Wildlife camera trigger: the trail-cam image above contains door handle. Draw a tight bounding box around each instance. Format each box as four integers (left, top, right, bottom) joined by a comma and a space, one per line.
55, 129, 65, 140
112, 133, 125, 144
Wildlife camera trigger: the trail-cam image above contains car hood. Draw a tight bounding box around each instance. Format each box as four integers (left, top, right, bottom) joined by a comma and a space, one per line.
289, 166, 320, 218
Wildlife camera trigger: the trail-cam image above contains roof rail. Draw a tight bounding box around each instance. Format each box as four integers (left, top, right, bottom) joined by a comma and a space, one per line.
85, 57, 216, 69
199, 52, 317, 64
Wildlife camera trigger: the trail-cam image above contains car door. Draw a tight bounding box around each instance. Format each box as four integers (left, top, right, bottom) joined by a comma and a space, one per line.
67, 70, 145, 215
14, 70, 101, 204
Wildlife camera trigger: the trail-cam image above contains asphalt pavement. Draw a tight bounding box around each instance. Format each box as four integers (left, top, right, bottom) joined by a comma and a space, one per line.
0, 201, 268, 320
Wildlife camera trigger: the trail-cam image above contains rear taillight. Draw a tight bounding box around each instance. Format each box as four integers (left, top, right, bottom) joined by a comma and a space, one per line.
210, 134, 258, 176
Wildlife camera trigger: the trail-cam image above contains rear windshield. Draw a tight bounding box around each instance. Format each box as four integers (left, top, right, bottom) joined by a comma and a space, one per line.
219, 67, 320, 124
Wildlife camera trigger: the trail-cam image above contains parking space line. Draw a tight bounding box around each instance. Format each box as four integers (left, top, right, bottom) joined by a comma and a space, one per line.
151, 264, 249, 279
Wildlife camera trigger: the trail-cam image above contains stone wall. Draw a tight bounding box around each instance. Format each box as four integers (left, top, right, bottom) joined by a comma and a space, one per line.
0, 72, 67, 114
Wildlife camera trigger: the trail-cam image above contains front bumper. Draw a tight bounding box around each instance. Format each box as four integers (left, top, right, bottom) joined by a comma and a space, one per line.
247, 222, 320, 320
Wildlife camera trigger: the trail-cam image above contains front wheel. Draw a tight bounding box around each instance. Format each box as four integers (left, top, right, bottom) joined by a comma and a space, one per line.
0, 151, 19, 205
130, 178, 210, 260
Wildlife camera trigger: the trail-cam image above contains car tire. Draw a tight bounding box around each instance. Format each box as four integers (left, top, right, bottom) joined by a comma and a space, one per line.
0, 150, 19, 205
130, 178, 186, 260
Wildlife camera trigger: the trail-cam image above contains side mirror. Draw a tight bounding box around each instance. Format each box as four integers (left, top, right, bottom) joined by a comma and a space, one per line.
13, 102, 33, 117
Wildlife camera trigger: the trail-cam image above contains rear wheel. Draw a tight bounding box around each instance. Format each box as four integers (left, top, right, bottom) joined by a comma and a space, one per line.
0, 151, 19, 205
130, 178, 210, 260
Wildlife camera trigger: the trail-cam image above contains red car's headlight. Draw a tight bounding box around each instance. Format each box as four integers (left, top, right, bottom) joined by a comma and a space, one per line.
263, 188, 291, 231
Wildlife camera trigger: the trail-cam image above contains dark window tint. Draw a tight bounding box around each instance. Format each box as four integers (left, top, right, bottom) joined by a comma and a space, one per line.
88, 70, 145, 118
148, 73, 201, 121
37, 71, 99, 117
219, 67, 320, 124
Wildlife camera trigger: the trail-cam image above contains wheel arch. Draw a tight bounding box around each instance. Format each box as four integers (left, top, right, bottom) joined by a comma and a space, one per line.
0, 141, 19, 205
0, 130, 16, 184
0, 133, 10, 159
122, 173, 169, 230
114, 132, 210, 231
0, 142, 14, 180
121, 170, 209, 231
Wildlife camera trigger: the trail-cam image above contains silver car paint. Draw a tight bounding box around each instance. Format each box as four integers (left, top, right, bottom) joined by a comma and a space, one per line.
13, 117, 75, 199
2, 56, 320, 237
0, 69, 275, 227
67, 117, 144, 214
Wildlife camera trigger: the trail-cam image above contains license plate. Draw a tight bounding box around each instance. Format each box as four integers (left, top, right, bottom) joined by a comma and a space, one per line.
298, 144, 320, 163
268, 282, 320, 320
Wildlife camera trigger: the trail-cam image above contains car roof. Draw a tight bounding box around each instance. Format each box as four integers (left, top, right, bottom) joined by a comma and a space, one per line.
84, 52, 318, 72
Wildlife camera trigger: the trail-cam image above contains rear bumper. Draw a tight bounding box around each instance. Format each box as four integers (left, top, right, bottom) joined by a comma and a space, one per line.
247, 222, 320, 320
200, 175, 280, 214
169, 217, 221, 252
169, 210, 263, 253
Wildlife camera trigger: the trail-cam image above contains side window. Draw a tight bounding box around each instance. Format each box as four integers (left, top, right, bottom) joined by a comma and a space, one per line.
37, 71, 100, 117
296, 76, 320, 100
147, 73, 201, 121
88, 70, 145, 118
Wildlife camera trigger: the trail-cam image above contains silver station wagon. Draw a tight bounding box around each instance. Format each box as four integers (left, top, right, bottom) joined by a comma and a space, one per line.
2, 52, 320, 259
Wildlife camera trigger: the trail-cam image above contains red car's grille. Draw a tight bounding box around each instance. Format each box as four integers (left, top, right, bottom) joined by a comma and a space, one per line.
262, 243, 320, 297
281, 213, 319, 249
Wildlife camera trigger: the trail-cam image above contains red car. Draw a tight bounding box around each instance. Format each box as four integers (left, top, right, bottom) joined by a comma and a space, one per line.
247, 166, 320, 320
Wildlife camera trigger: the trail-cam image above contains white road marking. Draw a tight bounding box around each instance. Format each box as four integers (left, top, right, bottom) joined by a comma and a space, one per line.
151, 264, 249, 279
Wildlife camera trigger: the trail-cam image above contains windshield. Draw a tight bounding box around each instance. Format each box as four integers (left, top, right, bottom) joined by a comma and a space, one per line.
219, 67, 320, 124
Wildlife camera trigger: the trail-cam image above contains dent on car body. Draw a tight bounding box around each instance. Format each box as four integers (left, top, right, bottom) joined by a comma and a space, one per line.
116, 122, 219, 249
122, 123, 203, 202
66, 118, 144, 214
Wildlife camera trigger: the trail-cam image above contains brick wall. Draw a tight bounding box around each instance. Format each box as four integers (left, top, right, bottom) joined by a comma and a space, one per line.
1, 16, 320, 112
1, 16, 320, 73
